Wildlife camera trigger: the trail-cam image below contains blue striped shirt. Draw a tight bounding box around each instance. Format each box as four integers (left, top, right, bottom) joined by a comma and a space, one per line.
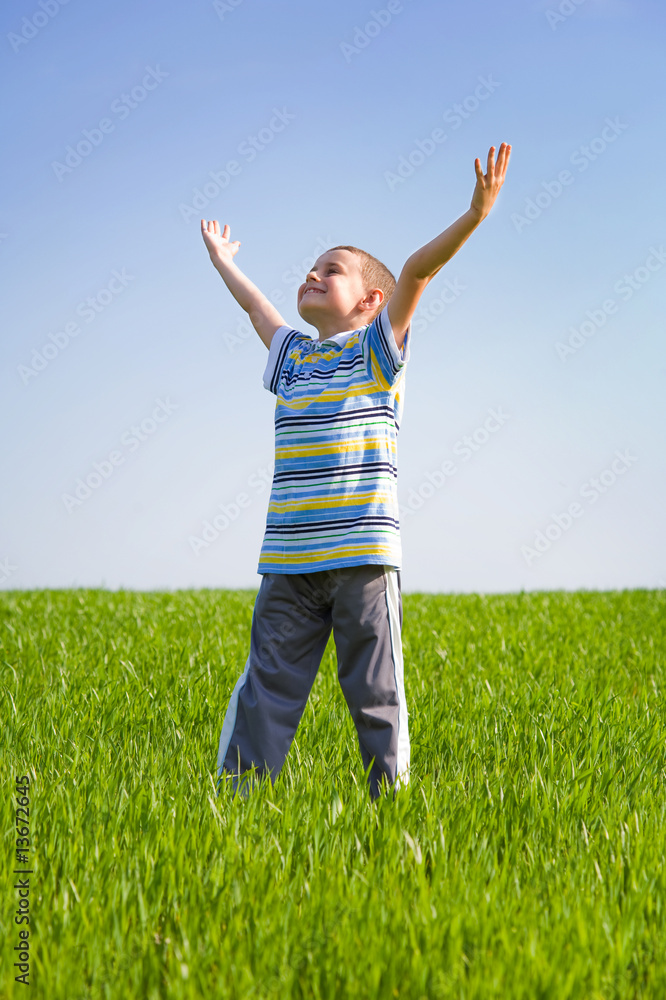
258, 307, 411, 574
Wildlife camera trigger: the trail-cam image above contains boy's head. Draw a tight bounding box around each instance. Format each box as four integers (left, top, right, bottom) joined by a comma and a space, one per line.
297, 246, 396, 340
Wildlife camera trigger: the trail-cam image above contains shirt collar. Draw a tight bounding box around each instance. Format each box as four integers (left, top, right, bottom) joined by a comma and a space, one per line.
317, 328, 358, 348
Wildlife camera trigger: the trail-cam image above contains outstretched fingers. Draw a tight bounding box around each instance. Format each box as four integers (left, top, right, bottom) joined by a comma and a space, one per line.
495, 143, 512, 179
500, 143, 512, 177
201, 219, 232, 239
476, 145, 508, 185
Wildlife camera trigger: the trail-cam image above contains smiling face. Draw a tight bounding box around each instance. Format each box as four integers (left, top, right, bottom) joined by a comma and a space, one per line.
297, 249, 383, 340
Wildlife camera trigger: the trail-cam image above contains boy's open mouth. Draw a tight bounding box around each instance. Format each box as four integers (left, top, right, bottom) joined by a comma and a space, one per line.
303, 287, 325, 296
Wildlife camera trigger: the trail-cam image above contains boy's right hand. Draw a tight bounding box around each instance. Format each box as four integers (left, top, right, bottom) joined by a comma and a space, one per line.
201, 219, 241, 265
200, 217, 286, 349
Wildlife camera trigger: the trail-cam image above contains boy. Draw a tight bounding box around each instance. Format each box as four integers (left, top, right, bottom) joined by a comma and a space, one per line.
203, 143, 511, 798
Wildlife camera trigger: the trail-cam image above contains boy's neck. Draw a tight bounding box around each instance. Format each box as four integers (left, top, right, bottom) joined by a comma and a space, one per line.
312, 314, 371, 342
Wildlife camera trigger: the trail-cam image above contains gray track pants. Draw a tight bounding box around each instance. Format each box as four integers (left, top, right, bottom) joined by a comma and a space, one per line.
216, 564, 410, 798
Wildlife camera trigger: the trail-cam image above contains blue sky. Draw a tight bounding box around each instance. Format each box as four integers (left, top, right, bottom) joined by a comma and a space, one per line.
1, 0, 665, 593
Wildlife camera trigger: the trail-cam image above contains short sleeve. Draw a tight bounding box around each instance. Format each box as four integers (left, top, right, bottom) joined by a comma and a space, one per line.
262, 326, 303, 394
359, 308, 411, 388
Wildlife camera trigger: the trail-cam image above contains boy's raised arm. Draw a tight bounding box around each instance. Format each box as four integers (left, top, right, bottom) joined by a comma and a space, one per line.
201, 220, 287, 350
387, 143, 511, 350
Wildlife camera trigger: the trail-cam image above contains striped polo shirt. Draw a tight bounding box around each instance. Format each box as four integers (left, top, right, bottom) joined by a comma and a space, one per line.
258, 307, 411, 574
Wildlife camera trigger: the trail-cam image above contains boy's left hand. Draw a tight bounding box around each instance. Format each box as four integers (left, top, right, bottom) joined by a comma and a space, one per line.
470, 143, 511, 219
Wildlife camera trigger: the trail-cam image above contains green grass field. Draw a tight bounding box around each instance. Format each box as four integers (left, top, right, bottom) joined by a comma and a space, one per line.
2, 588, 665, 999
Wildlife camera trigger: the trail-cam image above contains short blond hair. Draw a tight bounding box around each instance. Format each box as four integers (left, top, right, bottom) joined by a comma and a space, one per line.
328, 245, 396, 322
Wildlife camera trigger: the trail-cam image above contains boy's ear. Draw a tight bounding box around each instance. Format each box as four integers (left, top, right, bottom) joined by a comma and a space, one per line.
360, 287, 384, 313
